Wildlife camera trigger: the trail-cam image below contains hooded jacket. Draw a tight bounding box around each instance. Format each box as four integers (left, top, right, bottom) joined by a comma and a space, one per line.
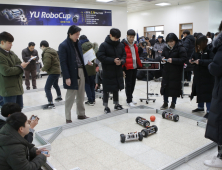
97, 35, 126, 92
121, 38, 142, 70
0, 124, 46, 170
205, 32, 222, 144
153, 41, 166, 58
41, 47, 61, 75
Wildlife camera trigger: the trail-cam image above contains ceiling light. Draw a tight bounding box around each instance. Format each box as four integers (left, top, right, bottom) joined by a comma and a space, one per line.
96, 0, 113, 2
155, 3, 171, 6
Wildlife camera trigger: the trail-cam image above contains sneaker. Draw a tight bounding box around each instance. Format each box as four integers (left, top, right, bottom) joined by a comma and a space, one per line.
26, 87, 30, 90
132, 101, 137, 105
85, 101, 94, 106
192, 108, 204, 112
160, 102, 168, 110
128, 102, 136, 107
204, 156, 222, 168
114, 104, 124, 110
169, 102, 175, 109
55, 97, 63, 102
104, 107, 111, 114
93, 101, 96, 104
43, 104, 55, 110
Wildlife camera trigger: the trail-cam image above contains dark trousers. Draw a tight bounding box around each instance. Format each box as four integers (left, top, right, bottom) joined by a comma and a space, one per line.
85, 75, 96, 102
25, 69, 37, 88
3, 95, 23, 108
198, 102, 211, 112
0, 95, 4, 106
184, 71, 192, 82
164, 95, 177, 104
103, 91, 119, 107
45, 74, 61, 102
125, 69, 137, 103
151, 49, 155, 59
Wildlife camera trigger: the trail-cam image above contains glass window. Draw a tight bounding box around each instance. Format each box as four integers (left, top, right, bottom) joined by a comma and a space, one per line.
182, 24, 192, 29
146, 27, 155, 31
155, 26, 164, 31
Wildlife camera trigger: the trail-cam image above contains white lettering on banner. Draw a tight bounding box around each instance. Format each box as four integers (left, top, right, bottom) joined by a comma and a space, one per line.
41, 12, 46, 18
30, 11, 40, 18
30, 11, 35, 18
59, 12, 63, 18
30, 11, 71, 19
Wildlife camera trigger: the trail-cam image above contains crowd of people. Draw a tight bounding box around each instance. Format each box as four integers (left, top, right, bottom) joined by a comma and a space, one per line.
0, 21, 222, 168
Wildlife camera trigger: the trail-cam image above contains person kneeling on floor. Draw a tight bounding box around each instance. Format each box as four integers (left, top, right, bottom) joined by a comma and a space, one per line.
0, 103, 38, 143
0, 112, 49, 170
40, 40, 62, 110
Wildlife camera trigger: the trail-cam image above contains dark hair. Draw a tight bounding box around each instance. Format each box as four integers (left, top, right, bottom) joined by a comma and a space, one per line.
206, 32, 212, 38
183, 30, 190, 35
6, 112, 27, 131
219, 21, 222, 32
152, 35, 156, 39
67, 25, 81, 35
28, 42, 35, 47
0, 31, 14, 43
215, 32, 220, 36
166, 33, 179, 43
127, 29, 136, 36
110, 28, 121, 38
194, 33, 203, 39
145, 37, 149, 40
1, 103, 21, 118
79, 35, 88, 40
195, 35, 208, 52
40, 40, 49, 47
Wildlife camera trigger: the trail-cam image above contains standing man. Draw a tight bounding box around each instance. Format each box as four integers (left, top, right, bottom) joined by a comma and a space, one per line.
0, 32, 29, 108
59, 25, 89, 123
121, 29, 142, 107
182, 30, 195, 86
22, 42, 39, 90
153, 36, 166, 58
40, 40, 62, 110
97, 28, 126, 113
149, 35, 156, 59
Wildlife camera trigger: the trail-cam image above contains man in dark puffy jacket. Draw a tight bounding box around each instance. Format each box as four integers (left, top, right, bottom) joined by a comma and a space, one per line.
40, 40, 62, 110
0, 112, 48, 170
121, 29, 142, 107
182, 30, 195, 86
97, 28, 126, 113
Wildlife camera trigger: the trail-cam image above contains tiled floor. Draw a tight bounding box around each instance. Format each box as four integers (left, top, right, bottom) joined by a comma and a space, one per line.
20, 76, 218, 170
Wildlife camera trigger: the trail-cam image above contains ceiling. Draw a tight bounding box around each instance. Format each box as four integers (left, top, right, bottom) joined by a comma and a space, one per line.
32, 0, 222, 13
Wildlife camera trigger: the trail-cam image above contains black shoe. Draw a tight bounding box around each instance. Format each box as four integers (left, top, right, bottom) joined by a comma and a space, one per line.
33, 86, 37, 89
114, 104, 123, 110
203, 112, 209, 119
43, 104, 55, 110
55, 97, 63, 102
160, 102, 168, 110
104, 107, 111, 114
170, 102, 175, 109
85, 101, 94, 106
192, 108, 204, 112
26, 87, 30, 90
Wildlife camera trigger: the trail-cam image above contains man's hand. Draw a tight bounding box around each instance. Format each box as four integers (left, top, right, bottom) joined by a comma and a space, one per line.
158, 51, 162, 53
66, 79, 71, 86
167, 58, 172, 63
21, 62, 29, 68
123, 71, 126, 77
114, 58, 121, 66
36, 148, 50, 157
189, 59, 195, 64
194, 59, 199, 65
87, 61, 93, 66
162, 57, 166, 62
30, 117, 39, 129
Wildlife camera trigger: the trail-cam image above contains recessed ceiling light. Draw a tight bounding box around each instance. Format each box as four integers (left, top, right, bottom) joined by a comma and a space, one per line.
96, 0, 113, 2
155, 3, 171, 6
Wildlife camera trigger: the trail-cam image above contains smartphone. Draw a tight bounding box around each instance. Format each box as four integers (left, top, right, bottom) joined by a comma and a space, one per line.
31, 116, 37, 120
163, 59, 168, 61
191, 60, 195, 62
41, 151, 48, 155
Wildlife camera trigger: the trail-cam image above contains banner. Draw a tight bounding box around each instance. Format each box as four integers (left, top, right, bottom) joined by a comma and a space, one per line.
0, 4, 112, 26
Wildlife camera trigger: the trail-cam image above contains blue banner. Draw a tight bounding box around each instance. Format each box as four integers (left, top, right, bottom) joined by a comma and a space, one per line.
0, 4, 112, 26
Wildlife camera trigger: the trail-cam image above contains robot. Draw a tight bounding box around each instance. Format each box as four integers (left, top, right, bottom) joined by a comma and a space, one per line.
136, 116, 150, 127
1, 9, 24, 20
141, 125, 158, 137
72, 14, 79, 23
162, 111, 179, 122
120, 132, 143, 143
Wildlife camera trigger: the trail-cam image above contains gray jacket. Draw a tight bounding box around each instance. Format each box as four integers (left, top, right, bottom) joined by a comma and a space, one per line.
153, 42, 166, 58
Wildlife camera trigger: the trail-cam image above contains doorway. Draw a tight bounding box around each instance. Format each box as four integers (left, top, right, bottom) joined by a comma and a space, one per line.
144, 25, 164, 39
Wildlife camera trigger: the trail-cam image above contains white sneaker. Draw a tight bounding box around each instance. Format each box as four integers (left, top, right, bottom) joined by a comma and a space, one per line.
128, 102, 136, 107
132, 101, 137, 105
204, 156, 222, 168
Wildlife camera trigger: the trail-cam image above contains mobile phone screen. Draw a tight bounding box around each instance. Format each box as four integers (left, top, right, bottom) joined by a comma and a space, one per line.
41, 151, 48, 155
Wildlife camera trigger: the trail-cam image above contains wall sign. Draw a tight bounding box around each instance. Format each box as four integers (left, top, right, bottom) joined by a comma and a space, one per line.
0, 4, 112, 26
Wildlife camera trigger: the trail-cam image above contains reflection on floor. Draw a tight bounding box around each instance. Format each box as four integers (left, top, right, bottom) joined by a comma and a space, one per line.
21, 76, 216, 170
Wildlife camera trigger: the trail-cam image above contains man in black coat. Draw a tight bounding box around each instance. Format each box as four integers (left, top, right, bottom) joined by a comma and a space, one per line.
182, 30, 195, 86
59, 25, 89, 123
160, 33, 187, 110
204, 30, 222, 168
97, 28, 126, 113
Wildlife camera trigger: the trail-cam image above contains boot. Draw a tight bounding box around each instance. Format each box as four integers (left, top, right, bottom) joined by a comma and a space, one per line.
160, 102, 168, 110
170, 102, 175, 109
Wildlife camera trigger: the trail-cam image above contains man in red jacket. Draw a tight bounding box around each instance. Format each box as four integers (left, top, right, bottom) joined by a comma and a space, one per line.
121, 29, 142, 107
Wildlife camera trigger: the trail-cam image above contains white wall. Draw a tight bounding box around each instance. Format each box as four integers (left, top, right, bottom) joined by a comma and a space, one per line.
127, 1, 209, 39
0, 0, 127, 61
208, 0, 222, 33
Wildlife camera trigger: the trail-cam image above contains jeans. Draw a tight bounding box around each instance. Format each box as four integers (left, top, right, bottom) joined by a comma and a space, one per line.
198, 102, 211, 112
125, 69, 137, 103
164, 95, 177, 104
0, 95, 4, 106
45, 74, 61, 102
103, 91, 119, 107
3, 95, 23, 108
85, 75, 96, 102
